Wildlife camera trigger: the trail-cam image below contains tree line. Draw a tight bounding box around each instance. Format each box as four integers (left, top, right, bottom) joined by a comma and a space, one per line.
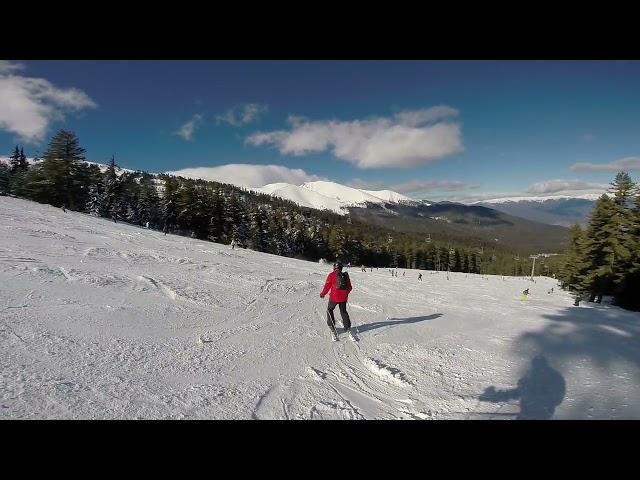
1, 129, 565, 279
559, 172, 640, 310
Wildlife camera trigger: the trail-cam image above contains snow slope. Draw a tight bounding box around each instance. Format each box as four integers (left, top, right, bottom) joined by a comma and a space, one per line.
253, 183, 346, 213
254, 180, 415, 214
2, 195, 640, 420
360, 189, 415, 203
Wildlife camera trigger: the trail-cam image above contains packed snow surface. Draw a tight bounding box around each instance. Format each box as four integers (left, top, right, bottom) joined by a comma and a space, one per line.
2, 196, 639, 419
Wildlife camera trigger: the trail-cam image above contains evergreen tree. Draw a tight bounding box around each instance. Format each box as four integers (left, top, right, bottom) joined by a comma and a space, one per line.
609, 171, 636, 209
0, 162, 9, 195
577, 195, 620, 302
328, 225, 347, 260
9, 145, 28, 174
86, 181, 106, 216
248, 205, 269, 252
161, 175, 180, 231
614, 186, 640, 309
39, 130, 87, 209
608, 171, 637, 292
559, 224, 585, 291
137, 176, 161, 227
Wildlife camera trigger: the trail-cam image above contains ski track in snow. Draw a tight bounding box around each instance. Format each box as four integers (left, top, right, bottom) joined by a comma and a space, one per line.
2, 196, 640, 419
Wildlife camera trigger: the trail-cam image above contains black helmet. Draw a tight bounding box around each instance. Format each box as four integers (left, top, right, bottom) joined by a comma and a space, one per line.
333, 261, 343, 270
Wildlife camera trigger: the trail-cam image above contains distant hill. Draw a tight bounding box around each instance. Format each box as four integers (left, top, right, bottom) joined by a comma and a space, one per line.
472, 195, 598, 227
347, 201, 569, 253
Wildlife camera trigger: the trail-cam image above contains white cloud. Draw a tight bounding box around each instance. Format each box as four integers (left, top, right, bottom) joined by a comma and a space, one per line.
216, 103, 268, 127
348, 178, 471, 194
570, 157, 640, 172
392, 180, 470, 194
526, 179, 608, 195
246, 105, 464, 169
0, 61, 97, 143
175, 114, 203, 141
166, 164, 325, 188
0, 60, 25, 74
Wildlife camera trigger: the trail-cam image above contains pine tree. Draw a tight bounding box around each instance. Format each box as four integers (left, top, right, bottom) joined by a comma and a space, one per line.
614, 185, 640, 309
0, 162, 9, 195
607, 172, 637, 294
328, 225, 347, 260
248, 205, 269, 252
39, 130, 87, 209
19, 147, 28, 170
577, 195, 620, 302
86, 181, 106, 216
559, 224, 585, 291
161, 175, 180, 231
609, 171, 636, 209
8, 145, 28, 174
137, 176, 161, 227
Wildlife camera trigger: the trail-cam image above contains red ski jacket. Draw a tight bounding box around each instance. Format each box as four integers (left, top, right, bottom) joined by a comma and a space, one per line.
320, 270, 352, 303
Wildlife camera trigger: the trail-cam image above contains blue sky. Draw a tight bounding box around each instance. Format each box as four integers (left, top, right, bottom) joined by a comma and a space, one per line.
1, 60, 639, 202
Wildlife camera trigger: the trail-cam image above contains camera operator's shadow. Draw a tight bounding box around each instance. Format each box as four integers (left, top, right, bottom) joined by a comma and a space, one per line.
479, 355, 566, 420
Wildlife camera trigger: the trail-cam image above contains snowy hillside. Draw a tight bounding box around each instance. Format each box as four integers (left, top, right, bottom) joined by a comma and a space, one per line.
253, 183, 346, 213
2, 195, 640, 419
254, 180, 415, 215
471, 193, 602, 204
361, 189, 416, 204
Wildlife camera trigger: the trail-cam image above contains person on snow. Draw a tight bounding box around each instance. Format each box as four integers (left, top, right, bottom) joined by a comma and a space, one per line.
418, 273, 423, 281
320, 261, 355, 341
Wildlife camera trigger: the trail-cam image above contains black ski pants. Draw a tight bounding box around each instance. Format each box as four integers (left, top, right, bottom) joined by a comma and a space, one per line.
327, 301, 351, 331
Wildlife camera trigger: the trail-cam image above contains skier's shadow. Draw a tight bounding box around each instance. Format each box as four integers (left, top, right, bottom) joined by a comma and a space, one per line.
479, 355, 566, 419
356, 313, 443, 334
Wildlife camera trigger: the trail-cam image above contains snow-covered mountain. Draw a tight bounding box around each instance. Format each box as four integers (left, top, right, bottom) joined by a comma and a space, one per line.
253, 180, 416, 215
470, 194, 600, 227
3, 195, 640, 419
471, 193, 603, 204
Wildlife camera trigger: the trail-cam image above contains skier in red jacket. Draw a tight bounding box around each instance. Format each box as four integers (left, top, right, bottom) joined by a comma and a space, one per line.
320, 261, 355, 341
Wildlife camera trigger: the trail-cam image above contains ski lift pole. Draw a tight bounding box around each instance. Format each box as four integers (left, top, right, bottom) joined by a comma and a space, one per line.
529, 254, 538, 281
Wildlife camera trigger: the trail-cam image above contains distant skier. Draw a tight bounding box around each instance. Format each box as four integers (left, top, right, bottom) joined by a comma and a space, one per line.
163, 224, 168, 236
230, 239, 236, 250
418, 273, 423, 281
145, 221, 150, 229
361, 265, 366, 272
61, 204, 67, 213
402, 271, 405, 277
320, 261, 355, 342
523, 288, 530, 296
